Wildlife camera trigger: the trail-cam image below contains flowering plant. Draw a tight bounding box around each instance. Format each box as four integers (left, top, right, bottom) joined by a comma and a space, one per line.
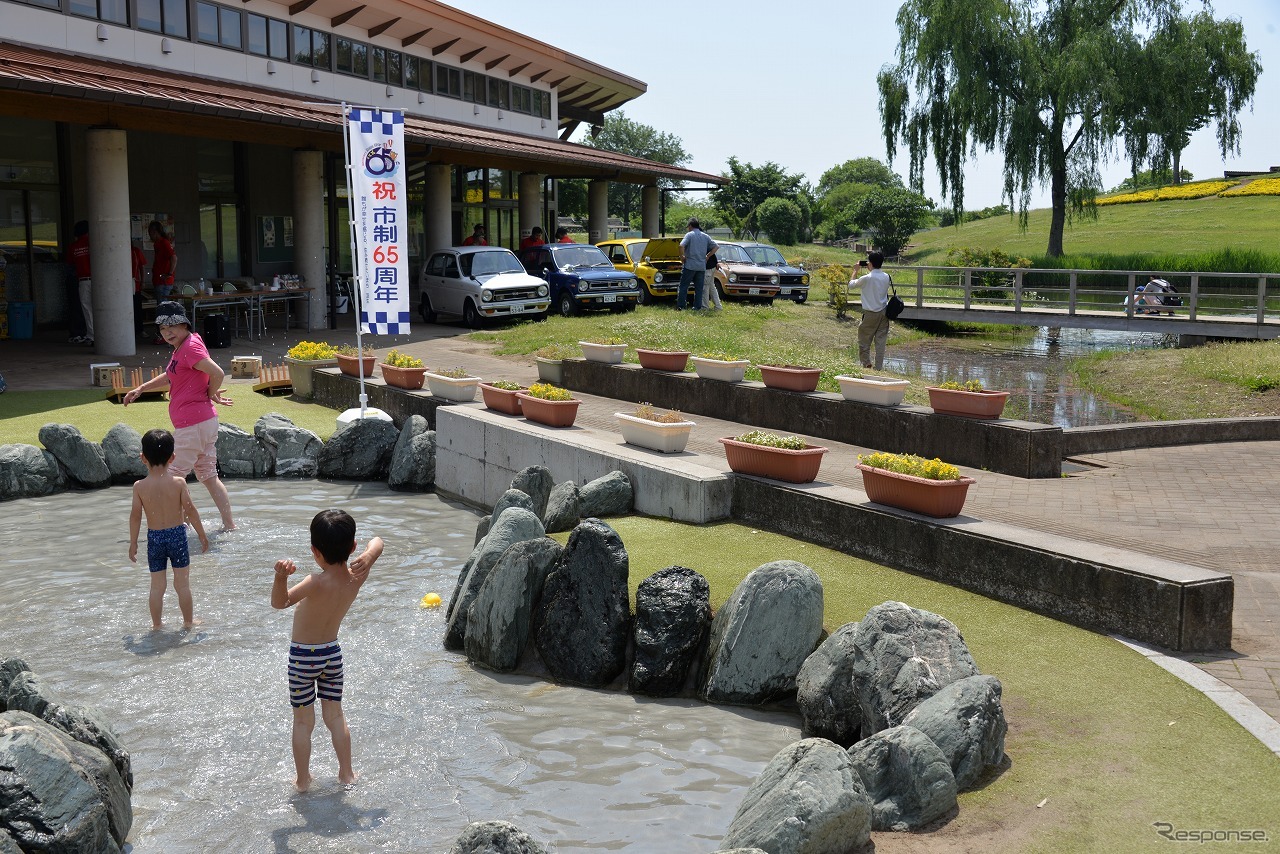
936, 379, 986, 392
433, 366, 476, 379
525, 383, 573, 401
335, 343, 376, 357
859, 452, 962, 481
630, 403, 686, 423
697, 351, 742, 362
487, 380, 522, 391
383, 349, 424, 368
286, 341, 338, 361
732, 429, 807, 450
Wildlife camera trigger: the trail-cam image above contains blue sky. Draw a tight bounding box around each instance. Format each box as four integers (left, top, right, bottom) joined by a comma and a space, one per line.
474, 0, 1280, 210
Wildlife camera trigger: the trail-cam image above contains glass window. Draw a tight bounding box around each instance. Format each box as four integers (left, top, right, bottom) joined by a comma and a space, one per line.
248, 14, 269, 55
137, 0, 164, 33
462, 71, 479, 103
352, 42, 368, 76
372, 47, 386, 83
196, 2, 218, 44
404, 56, 420, 90
293, 25, 312, 64
268, 19, 287, 59
487, 78, 509, 110
336, 37, 354, 74
197, 140, 236, 194
68, 0, 96, 17
513, 86, 531, 114
436, 65, 460, 98
387, 51, 402, 87
26, 0, 60, 7
312, 31, 329, 69
218, 6, 241, 49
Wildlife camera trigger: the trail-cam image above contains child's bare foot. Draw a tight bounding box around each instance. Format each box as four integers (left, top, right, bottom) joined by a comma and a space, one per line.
222, 521, 237, 532
151, 622, 164, 631
294, 774, 312, 793
182, 618, 203, 630
338, 770, 358, 786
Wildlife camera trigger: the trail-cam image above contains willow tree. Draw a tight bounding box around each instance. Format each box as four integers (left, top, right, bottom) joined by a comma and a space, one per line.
877, 0, 1183, 257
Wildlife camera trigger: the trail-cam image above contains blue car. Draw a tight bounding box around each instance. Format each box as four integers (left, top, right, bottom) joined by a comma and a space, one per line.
519, 243, 641, 316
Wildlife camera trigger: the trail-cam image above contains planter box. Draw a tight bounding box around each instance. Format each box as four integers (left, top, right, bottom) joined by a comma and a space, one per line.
927, 386, 1010, 419
759, 364, 821, 392
284, 356, 339, 398
636, 348, 690, 372
517, 393, 580, 427
479, 383, 526, 415
856, 463, 977, 518
615, 412, 696, 453
691, 356, 750, 383
425, 371, 481, 402
380, 363, 427, 390
336, 353, 377, 378
579, 341, 627, 364
536, 357, 565, 385
837, 374, 910, 406
718, 436, 828, 483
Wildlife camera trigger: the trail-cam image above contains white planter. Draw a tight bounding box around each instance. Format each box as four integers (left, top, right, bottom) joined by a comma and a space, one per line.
615, 412, 696, 453
535, 357, 564, 384
691, 356, 750, 383
579, 341, 627, 364
836, 374, 910, 406
425, 371, 481, 402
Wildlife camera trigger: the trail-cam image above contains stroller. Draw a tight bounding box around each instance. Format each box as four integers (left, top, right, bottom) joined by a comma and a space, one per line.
1140, 278, 1181, 316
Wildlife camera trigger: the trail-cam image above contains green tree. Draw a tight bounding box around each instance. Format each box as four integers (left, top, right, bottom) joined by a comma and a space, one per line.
755, 198, 803, 245
852, 187, 933, 258
712, 157, 806, 238
583, 112, 691, 225
816, 158, 902, 196
816, 182, 874, 241
557, 178, 587, 220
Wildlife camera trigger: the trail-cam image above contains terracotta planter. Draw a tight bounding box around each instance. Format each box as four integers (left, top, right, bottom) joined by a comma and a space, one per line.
517, 393, 581, 427
927, 386, 1010, 419
856, 463, 977, 518
615, 412, 696, 453
535, 357, 564, 384
759, 364, 821, 392
479, 383, 526, 415
718, 436, 828, 483
336, 353, 377, 378
837, 374, 910, 406
425, 371, 481, 402
579, 341, 627, 364
283, 356, 338, 398
635, 348, 690, 372
379, 363, 427, 390
691, 356, 750, 383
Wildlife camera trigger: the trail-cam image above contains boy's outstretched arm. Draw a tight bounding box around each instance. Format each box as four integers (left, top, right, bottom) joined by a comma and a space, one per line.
128, 487, 143, 563
348, 536, 384, 585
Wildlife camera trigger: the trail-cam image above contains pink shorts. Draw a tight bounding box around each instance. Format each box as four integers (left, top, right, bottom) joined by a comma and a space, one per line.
170, 417, 220, 482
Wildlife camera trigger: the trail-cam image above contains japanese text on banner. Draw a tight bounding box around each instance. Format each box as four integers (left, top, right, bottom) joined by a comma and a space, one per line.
346, 107, 410, 335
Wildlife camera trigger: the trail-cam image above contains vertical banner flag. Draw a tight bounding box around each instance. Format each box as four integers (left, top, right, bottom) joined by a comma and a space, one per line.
346, 108, 410, 335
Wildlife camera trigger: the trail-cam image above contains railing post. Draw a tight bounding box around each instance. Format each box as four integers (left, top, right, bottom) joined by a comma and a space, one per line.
1126, 273, 1136, 317
1014, 270, 1023, 312
1189, 274, 1199, 321
1259, 276, 1268, 324
1068, 272, 1078, 316
963, 269, 972, 310
916, 267, 924, 307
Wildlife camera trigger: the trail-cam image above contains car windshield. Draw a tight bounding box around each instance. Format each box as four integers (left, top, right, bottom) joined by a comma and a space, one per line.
626, 243, 646, 263
553, 245, 613, 268
463, 250, 524, 277
718, 244, 751, 263
745, 245, 787, 266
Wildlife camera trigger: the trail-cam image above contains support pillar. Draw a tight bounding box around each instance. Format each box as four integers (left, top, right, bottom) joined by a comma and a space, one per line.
293, 149, 325, 330
424, 164, 452, 255
587, 179, 609, 244
641, 185, 660, 237
86, 127, 133, 356
518, 172, 542, 241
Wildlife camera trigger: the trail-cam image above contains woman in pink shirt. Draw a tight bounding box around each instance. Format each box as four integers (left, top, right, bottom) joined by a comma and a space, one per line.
123, 301, 235, 530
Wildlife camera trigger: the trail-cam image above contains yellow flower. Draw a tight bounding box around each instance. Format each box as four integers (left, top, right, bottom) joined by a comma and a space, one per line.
286, 341, 337, 360
859, 452, 962, 481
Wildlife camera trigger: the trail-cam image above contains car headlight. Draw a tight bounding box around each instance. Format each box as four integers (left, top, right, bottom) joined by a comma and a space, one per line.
577, 280, 588, 293
630, 278, 639, 290
728, 273, 738, 283
481, 290, 493, 302
537, 284, 548, 297
770, 275, 779, 285
801, 274, 809, 284
653, 272, 663, 283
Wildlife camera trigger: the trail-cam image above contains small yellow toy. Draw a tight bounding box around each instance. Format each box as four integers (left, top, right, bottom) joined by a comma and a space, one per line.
420, 592, 442, 608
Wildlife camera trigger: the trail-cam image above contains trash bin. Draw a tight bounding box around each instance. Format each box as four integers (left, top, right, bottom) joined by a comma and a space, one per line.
203, 313, 230, 348
7, 301, 34, 339
334, 294, 350, 314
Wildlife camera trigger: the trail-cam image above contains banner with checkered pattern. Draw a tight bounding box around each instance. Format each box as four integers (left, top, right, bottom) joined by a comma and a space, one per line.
345, 108, 410, 336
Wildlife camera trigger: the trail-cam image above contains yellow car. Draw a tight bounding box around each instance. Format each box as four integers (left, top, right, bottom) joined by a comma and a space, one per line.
596, 238, 682, 304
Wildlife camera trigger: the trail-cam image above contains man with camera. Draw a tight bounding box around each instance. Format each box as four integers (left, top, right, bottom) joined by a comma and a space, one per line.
849, 250, 893, 369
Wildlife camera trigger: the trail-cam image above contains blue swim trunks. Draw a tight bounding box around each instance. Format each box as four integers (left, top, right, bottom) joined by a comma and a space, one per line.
147, 524, 190, 573
288, 641, 344, 707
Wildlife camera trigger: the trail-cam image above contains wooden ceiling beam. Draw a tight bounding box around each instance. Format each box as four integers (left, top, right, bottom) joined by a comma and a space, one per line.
367, 17, 399, 38
330, 6, 363, 28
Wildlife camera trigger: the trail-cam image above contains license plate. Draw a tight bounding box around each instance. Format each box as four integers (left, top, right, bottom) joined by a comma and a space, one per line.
509, 305, 524, 313
602, 294, 617, 303
749, 288, 761, 296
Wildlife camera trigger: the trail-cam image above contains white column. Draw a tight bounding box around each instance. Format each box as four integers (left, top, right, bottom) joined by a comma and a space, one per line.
424, 164, 452, 253
587, 179, 609, 244
518, 172, 542, 240
641, 185, 660, 237
86, 127, 133, 356
292, 149, 325, 330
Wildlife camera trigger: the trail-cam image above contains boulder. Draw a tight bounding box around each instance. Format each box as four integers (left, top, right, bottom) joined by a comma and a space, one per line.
629, 566, 710, 696
387, 415, 435, 491
101, 423, 147, 483
578, 470, 632, 517
796, 622, 862, 747
317, 417, 399, 479
0, 444, 63, 501
902, 675, 1007, 791
474, 515, 491, 545
465, 538, 562, 672
535, 519, 631, 688
849, 602, 979, 739
700, 561, 824, 706
255, 413, 323, 478
215, 422, 273, 478
542, 480, 580, 533
720, 738, 871, 854
444, 508, 546, 650
0, 829, 20, 854
510, 465, 554, 520
847, 725, 957, 831
0, 710, 132, 853
449, 820, 548, 854
38, 423, 110, 488
491, 489, 536, 525
0, 658, 31, 712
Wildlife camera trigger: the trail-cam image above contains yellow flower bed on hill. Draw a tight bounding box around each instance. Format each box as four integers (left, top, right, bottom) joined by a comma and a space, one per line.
1096, 181, 1235, 206
1220, 177, 1280, 198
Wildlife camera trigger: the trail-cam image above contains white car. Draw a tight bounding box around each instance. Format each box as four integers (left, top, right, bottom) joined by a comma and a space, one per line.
419, 246, 550, 328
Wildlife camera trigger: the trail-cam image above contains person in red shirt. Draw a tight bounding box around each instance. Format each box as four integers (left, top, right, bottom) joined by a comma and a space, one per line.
554, 227, 574, 244
149, 220, 177, 297
131, 238, 148, 339
518, 226, 546, 250
68, 220, 93, 345
461, 224, 488, 246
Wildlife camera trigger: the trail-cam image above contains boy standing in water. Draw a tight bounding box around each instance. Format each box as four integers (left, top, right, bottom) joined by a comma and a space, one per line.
128, 429, 209, 629
272, 510, 383, 791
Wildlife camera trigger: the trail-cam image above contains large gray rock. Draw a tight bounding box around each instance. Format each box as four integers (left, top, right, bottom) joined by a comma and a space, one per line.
850, 602, 979, 739
465, 538, 562, 672
6, 671, 133, 790
629, 566, 710, 697
1, 828, 20, 854
542, 480, 580, 533
0, 658, 31, 712
847, 725, 957, 831
449, 820, 548, 854
387, 415, 435, 491
902, 675, 1007, 791
0, 444, 63, 501
720, 738, 871, 854
101, 423, 147, 483
215, 422, 273, 478
0, 710, 132, 853
38, 423, 110, 488
796, 622, 862, 747
491, 489, 536, 525
474, 515, 491, 545
444, 508, 546, 650
510, 465, 554, 520
578, 470, 632, 517
255, 413, 323, 478
535, 519, 631, 688
700, 561, 824, 706
317, 417, 399, 479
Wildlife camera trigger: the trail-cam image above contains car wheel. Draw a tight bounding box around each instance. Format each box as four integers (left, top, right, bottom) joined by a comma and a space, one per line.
637, 286, 651, 306
532, 309, 549, 322
763, 298, 775, 306
419, 294, 437, 324
558, 292, 577, 317
623, 302, 637, 312
795, 294, 808, 305
463, 299, 483, 329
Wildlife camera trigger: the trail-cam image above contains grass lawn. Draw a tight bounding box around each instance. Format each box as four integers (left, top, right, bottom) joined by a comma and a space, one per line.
611, 517, 1280, 853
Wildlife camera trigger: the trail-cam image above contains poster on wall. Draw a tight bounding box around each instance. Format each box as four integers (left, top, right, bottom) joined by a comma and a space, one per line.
345, 107, 409, 336
132, 213, 173, 250
256, 216, 294, 263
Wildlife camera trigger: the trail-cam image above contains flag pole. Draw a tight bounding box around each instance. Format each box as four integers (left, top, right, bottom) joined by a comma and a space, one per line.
339, 101, 368, 417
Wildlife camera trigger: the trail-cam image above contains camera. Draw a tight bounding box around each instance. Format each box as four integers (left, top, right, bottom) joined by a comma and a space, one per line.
858, 260, 869, 267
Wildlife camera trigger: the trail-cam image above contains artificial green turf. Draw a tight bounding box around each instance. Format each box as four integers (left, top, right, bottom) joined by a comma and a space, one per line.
608, 516, 1280, 853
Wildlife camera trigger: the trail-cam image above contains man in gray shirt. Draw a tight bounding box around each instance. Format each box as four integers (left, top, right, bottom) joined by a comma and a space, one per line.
677, 218, 718, 310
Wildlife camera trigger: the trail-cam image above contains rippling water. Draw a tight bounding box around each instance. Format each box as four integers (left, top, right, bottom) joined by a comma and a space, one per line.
0, 482, 799, 852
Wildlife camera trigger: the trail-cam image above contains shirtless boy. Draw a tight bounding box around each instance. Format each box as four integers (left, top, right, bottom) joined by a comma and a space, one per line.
128, 428, 209, 629
271, 509, 383, 791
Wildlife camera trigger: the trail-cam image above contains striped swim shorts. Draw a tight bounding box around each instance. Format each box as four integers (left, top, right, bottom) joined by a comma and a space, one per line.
287, 640, 344, 708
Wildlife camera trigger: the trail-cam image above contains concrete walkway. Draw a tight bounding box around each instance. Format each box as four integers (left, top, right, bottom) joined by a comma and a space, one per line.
3, 323, 1278, 730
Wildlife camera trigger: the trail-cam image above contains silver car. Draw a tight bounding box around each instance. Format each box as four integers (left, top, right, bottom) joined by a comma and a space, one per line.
418, 246, 550, 328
